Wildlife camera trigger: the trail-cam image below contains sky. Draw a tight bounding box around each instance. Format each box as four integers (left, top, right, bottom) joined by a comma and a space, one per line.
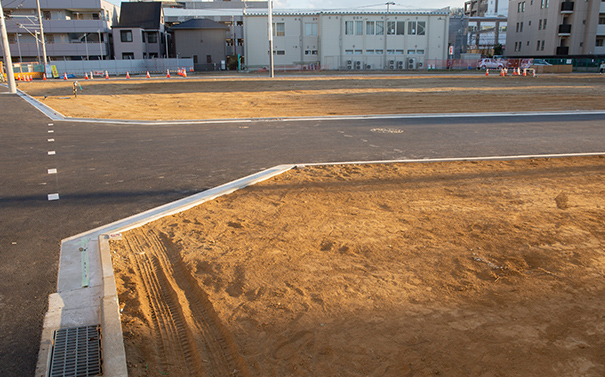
106, 0, 466, 11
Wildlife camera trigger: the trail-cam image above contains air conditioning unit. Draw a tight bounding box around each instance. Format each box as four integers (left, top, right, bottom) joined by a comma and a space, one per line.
365, 64, 372, 70
346, 60, 352, 70
417, 61, 424, 69
388, 60, 395, 69
408, 58, 416, 69
397, 61, 404, 69
355, 61, 362, 70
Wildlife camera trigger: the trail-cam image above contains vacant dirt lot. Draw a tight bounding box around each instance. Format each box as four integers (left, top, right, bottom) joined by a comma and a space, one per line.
20, 73, 605, 120
111, 156, 605, 377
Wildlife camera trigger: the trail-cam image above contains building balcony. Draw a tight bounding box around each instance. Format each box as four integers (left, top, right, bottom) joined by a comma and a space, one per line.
558, 24, 572, 35
560, 1, 574, 13
8, 42, 108, 58
556, 46, 569, 55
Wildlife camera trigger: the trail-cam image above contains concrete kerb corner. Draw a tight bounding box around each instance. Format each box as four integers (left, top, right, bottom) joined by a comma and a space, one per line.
37, 164, 296, 377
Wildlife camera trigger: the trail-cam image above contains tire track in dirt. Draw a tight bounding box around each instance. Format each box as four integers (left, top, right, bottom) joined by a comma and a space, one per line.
125, 229, 250, 377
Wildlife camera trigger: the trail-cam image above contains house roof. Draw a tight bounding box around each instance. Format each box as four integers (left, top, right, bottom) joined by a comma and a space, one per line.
117, 2, 163, 29
170, 18, 229, 30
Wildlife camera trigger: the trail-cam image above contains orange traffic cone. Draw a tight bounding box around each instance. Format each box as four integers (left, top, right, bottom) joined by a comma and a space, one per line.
64, 73, 68, 80
90, 71, 94, 80
485, 68, 489, 76
523, 68, 527, 77
85, 72, 89, 80
183, 69, 187, 78
43, 73, 47, 81
105, 70, 109, 79
126, 72, 130, 79
146, 71, 151, 78
167, 69, 170, 78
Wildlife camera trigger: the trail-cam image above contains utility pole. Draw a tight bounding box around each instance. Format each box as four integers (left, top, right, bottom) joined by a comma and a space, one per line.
384, 2, 394, 69
0, 0, 16, 93
35, 0, 48, 73
267, 0, 274, 78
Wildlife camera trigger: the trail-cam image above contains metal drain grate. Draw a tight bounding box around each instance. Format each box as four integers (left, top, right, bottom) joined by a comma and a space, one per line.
49, 325, 102, 377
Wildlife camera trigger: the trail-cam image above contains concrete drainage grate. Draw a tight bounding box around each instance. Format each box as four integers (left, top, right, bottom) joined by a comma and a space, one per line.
49, 325, 102, 377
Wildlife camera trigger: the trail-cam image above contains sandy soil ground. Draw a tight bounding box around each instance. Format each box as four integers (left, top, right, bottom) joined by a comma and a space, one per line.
20, 73, 605, 120
110, 156, 605, 377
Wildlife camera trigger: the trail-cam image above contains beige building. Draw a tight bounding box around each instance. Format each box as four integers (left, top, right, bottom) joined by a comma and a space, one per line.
244, 9, 450, 70
507, 0, 605, 56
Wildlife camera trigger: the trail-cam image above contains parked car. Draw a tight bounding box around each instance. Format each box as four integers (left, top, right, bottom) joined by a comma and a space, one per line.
477, 58, 506, 70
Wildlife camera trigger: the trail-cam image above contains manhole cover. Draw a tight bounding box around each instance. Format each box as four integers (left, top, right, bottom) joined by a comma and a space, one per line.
49, 325, 102, 377
370, 128, 404, 134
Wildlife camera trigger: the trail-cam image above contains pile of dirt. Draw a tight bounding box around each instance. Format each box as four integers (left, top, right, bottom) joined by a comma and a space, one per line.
111, 156, 605, 376
22, 73, 605, 120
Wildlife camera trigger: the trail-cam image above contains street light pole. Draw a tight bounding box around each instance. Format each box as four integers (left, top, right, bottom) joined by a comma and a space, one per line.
35, 0, 48, 72
84, 32, 89, 60
0, 0, 17, 93
16, 32, 22, 63
267, 0, 274, 78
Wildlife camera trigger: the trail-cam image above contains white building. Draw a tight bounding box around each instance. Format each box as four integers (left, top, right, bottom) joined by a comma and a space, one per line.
244, 9, 450, 70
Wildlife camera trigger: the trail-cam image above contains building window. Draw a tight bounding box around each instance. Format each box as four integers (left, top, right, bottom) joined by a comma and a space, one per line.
408, 21, 416, 35
376, 21, 384, 35
416, 49, 425, 54
396, 49, 404, 54
519, 22, 524, 32
375, 49, 383, 54
120, 30, 133, 42
355, 21, 363, 35
46, 34, 54, 44
193, 55, 198, 64
149, 53, 158, 58
387, 49, 395, 54
366, 49, 375, 54
226, 39, 234, 46
366, 21, 375, 35
354, 49, 362, 54
305, 22, 318, 36
148, 32, 157, 43
237, 21, 243, 26
345, 21, 354, 35
599, 16, 605, 24
207, 54, 212, 63
275, 50, 285, 55
417, 21, 426, 35
43, 11, 51, 20
387, 21, 396, 35
396, 21, 405, 35
537, 40, 541, 50
596, 38, 604, 47
122, 52, 134, 59
408, 49, 416, 54
538, 19, 542, 29
305, 50, 318, 55
345, 49, 353, 54
541, 40, 545, 50
540, 0, 544, 8
274, 22, 285, 37
237, 38, 244, 46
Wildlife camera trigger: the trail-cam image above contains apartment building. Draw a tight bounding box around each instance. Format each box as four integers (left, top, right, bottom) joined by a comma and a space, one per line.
464, 0, 507, 54
112, 2, 167, 59
244, 9, 450, 70
507, 0, 605, 56
0, 0, 118, 61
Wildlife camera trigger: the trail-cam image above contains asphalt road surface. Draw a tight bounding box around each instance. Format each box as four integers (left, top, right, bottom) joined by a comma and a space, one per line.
1, 87, 604, 376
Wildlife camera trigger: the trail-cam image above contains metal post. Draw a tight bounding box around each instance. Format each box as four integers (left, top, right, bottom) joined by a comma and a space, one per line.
16, 32, 22, 63
35, 30, 40, 63
98, 29, 102, 60
0, 0, 17, 93
35, 0, 48, 72
384, 2, 394, 69
268, 0, 274, 78
84, 33, 89, 60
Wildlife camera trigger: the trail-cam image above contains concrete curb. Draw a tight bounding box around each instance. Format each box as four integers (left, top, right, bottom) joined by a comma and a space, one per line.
36, 164, 296, 377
